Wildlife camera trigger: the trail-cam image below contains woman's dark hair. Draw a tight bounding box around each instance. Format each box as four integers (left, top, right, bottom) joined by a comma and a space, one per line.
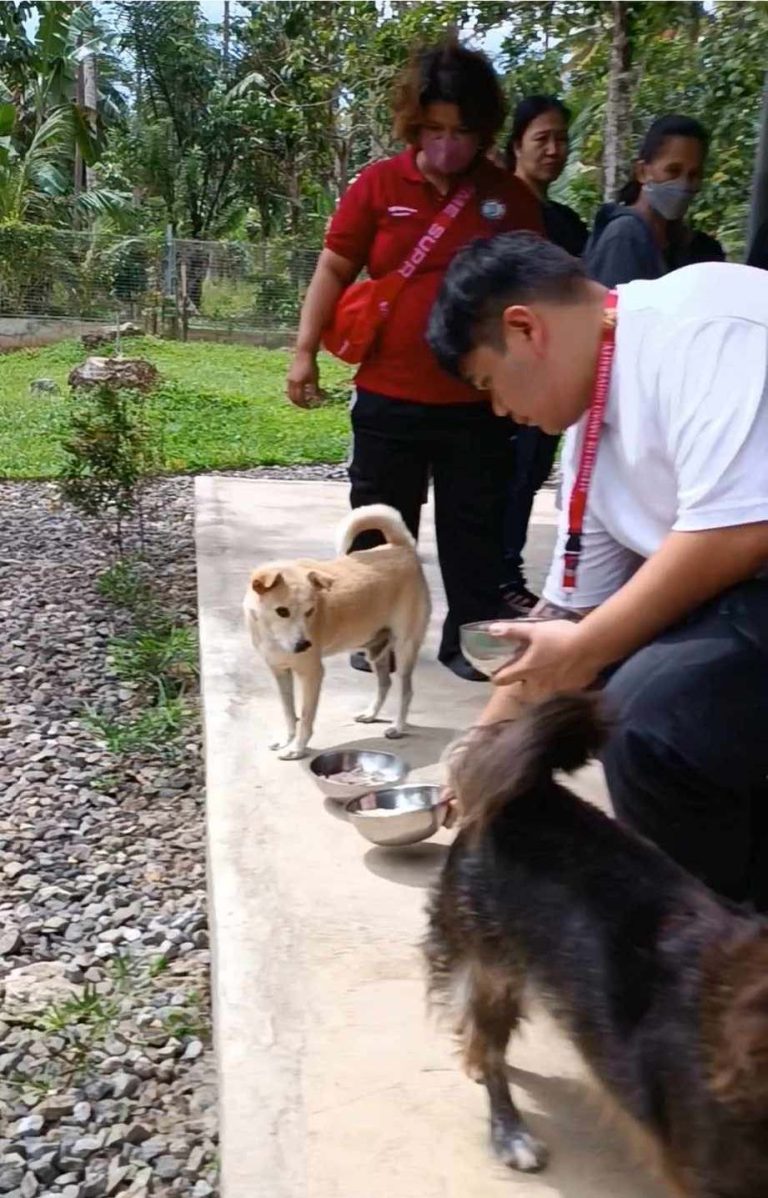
392, 35, 506, 149
505, 95, 571, 169
618, 113, 710, 205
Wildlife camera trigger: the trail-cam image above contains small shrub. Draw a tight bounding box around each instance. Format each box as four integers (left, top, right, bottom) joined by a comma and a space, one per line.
59, 382, 162, 554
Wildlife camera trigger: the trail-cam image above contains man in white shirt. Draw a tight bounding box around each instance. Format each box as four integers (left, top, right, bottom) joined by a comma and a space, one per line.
428, 234, 768, 909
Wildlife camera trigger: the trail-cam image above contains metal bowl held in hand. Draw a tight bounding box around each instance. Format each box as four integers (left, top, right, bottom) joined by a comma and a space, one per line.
459, 618, 548, 679
346, 783, 448, 847
308, 748, 408, 802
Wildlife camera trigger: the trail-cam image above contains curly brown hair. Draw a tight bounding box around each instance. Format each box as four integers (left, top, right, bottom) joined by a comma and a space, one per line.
392, 35, 506, 150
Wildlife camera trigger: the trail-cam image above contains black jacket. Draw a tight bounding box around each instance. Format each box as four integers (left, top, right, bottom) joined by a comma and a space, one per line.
585, 203, 725, 287
585, 204, 664, 286
542, 199, 589, 257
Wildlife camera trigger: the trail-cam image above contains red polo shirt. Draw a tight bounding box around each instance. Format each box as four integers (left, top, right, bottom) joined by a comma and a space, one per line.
325, 148, 543, 404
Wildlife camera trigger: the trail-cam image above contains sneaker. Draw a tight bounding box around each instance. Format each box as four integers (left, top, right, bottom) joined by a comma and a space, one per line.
439, 652, 487, 683
499, 582, 540, 619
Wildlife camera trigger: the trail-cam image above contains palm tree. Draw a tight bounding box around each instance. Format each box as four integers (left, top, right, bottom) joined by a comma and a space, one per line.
0, 1, 128, 225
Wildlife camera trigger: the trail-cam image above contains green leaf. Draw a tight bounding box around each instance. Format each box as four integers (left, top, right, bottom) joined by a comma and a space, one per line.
0, 102, 15, 137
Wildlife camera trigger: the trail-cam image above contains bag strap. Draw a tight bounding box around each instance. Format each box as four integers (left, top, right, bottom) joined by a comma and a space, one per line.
394, 183, 475, 283
370, 184, 476, 323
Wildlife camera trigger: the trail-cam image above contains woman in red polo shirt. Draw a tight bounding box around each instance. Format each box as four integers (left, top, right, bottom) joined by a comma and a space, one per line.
286, 39, 542, 680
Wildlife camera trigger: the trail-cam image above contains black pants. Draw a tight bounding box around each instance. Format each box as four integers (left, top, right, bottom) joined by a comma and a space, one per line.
349, 389, 512, 660
602, 580, 768, 910
502, 425, 559, 588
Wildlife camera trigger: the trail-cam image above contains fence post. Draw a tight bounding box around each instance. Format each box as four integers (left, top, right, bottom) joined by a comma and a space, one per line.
164, 226, 179, 340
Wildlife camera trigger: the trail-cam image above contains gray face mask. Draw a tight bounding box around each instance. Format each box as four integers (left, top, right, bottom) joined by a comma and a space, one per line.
642, 179, 697, 222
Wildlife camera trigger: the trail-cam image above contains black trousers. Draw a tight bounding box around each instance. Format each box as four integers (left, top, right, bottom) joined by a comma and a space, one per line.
502, 425, 559, 588
349, 388, 513, 660
602, 579, 768, 910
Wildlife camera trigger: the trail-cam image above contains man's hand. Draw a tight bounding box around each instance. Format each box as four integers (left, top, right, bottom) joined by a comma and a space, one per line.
443, 785, 460, 829
489, 619, 603, 700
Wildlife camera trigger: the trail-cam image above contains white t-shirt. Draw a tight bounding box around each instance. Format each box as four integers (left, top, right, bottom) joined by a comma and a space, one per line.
543, 263, 768, 609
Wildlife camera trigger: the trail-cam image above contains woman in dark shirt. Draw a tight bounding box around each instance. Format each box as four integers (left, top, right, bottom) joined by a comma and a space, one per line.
501, 96, 588, 614
585, 114, 722, 286
507, 95, 588, 258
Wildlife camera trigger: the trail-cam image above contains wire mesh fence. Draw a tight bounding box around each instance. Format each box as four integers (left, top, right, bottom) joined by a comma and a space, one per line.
0, 228, 320, 340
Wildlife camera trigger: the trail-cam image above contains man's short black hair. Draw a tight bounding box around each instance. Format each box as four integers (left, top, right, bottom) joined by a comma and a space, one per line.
427, 232, 587, 378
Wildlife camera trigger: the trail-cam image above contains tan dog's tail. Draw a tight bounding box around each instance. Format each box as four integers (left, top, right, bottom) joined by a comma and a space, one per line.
336, 504, 416, 555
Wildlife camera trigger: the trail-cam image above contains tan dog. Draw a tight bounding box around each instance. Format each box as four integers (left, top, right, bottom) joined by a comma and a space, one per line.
243, 504, 431, 760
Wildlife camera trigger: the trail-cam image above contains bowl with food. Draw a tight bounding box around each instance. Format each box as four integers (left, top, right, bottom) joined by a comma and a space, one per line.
308, 748, 408, 802
345, 783, 448, 847
459, 617, 548, 678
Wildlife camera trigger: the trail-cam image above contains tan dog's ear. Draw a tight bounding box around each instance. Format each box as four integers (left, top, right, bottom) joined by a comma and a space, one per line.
308, 570, 334, 591
251, 568, 283, 595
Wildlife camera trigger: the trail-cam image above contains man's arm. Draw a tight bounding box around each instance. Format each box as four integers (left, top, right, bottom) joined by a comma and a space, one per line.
574, 522, 768, 670
490, 522, 768, 700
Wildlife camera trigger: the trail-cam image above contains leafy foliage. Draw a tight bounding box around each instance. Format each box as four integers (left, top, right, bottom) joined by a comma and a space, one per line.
1, 2, 766, 256
59, 381, 162, 552
494, 0, 767, 255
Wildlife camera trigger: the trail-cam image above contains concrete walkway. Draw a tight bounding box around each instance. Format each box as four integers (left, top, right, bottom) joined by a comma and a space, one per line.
196, 477, 666, 1198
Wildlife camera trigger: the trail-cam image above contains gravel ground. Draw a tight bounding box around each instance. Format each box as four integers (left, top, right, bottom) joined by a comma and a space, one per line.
0, 458, 555, 1198
0, 464, 349, 1198
0, 474, 219, 1198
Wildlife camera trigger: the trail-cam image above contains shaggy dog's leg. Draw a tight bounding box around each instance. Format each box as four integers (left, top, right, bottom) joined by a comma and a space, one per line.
460, 963, 548, 1173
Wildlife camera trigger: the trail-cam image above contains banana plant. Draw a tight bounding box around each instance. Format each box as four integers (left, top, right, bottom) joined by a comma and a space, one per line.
0, 102, 125, 222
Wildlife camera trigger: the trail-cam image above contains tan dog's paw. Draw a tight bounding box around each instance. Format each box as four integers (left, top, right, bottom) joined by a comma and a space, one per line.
354, 711, 382, 724
384, 725, 406, 740
269, 736, 295, 752
276, 741, 308, 761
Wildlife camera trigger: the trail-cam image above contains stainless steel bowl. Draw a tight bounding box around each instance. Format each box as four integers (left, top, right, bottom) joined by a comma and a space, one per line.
460, 617, 547, 678
308, 748, 408, 802
346, 783, 448, 847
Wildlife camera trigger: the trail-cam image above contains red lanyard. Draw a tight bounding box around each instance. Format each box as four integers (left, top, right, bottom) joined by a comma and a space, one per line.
562, 290, 619, 592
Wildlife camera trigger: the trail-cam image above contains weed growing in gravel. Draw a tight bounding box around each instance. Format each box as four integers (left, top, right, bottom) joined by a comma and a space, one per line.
84, 699, 189, 757
97, 557, 152, 608
6, 956, 210, 1096
161, 991, 208, 1041
110, 623, 199, 702
88, 560, 200, 758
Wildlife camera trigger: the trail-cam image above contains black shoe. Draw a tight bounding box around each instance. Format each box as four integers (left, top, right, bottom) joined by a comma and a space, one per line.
439, 652, 487, 683
499, 582, 540, 619
350, 650, 396, 673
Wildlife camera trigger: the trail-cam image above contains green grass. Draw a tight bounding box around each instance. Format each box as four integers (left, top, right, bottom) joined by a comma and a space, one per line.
0, 336, 353, 478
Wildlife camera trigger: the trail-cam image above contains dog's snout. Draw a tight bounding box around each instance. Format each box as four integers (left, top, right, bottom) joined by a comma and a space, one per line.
293, 638, 312, 653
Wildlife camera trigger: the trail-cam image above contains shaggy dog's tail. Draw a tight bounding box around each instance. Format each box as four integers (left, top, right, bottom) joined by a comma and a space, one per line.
451, 694, 609, 839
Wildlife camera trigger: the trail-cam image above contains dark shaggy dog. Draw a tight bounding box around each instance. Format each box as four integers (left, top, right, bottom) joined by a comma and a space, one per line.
425, 694, 768, 1197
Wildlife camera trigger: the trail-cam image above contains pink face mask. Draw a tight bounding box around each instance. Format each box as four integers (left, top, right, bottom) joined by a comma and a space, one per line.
420, 131, 478, 176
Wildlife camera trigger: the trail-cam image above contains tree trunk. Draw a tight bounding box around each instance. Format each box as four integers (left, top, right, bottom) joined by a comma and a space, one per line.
73, 51, 84, 224
83, 50, 99, 191
223, 0, 231, 76
288, 168, 302, 236
603, 1, 632, 201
